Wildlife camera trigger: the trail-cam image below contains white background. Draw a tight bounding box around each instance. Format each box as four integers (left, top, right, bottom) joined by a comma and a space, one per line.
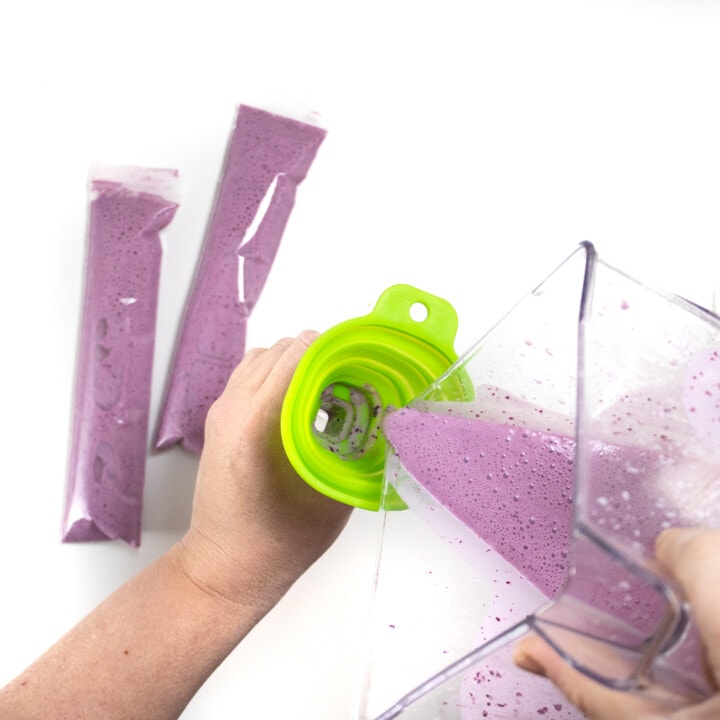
1, 1, 719, 718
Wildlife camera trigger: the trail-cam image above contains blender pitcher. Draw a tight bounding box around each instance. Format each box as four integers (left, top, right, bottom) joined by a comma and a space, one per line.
281, 242, 720, 719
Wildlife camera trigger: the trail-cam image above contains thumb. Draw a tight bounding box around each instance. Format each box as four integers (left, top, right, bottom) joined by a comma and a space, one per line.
655, 528, 720, 691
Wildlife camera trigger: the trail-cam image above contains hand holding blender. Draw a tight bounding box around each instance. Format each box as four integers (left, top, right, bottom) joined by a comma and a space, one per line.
515, 526, 720, 719
283, 242, 720, 719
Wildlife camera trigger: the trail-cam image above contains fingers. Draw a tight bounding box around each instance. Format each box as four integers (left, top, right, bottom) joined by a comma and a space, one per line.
259, 330, 319, 403
513, 636, 667, 720
514, 635, 598, 717
513, 528, 720, 719
222, 330, 318, 400
655, 528, 720, 690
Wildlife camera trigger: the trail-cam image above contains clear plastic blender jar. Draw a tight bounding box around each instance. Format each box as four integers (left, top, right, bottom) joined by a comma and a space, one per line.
282, 242, 720, 719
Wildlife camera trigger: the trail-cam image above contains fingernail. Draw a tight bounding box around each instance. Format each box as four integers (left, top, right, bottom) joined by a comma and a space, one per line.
514, 651, 548, 677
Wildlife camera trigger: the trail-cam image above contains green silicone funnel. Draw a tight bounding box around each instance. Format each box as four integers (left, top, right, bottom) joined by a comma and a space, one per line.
281, 284, 465, 511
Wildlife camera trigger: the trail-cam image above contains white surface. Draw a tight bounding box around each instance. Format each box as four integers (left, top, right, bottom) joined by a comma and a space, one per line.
1, 1, 719, 718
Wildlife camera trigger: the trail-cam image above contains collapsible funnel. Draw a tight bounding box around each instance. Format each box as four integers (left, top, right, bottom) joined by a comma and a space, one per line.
355, 242, 720, 719
282, 283, 469, 511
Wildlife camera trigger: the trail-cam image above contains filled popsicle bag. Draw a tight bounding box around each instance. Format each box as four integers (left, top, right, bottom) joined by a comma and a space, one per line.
63, 165, 179, 547
155, 105, 326, 455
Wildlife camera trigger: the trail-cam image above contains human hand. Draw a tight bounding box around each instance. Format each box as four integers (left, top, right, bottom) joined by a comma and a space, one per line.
513, 528, 720, 719
0, 333, 352, 720
174, 331, 353, 611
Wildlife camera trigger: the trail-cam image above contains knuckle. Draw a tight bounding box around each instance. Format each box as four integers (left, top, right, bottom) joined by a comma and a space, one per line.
243, 346, 265, 363
204, 397, 229, 437
296, 329, 319, 348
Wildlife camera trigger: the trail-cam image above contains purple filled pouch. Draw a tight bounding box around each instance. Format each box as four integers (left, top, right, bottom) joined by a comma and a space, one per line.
62, 166, 179, 547
155, 104, 327, 455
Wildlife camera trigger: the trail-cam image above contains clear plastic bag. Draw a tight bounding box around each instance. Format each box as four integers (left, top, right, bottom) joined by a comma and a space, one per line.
62, 165, 179, 547
155, 105, 326, 454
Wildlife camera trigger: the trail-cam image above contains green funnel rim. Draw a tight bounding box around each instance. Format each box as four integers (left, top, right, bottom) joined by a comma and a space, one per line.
281, 285, 461, 511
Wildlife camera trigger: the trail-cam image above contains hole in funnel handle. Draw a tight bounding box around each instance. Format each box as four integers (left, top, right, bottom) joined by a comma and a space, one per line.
410, 302, 428, 322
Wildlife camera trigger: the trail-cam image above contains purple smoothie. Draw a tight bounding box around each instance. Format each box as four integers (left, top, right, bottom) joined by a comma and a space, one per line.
380, 407, 585, 719
382, 386, 718, 714
383, 404, 680, 720
155, 105, 326, 454
384, 407, 575, 599
63, 166, 179, 547
383, 406, 674, 621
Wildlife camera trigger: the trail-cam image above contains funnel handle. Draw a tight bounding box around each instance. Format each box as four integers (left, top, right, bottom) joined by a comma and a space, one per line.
369, 284, 459, 358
